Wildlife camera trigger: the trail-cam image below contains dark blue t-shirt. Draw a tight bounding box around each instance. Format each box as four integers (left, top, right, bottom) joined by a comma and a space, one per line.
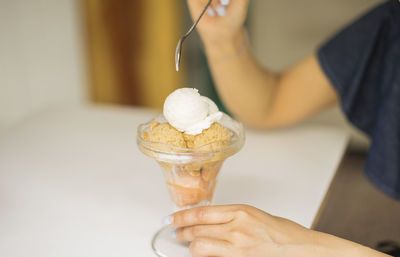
317, 0, 400, 199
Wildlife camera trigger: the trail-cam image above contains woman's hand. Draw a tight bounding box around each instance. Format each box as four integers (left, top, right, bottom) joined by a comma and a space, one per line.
167, 204, 315, 257
167, 204, 388, 257
186, 0, 250, 45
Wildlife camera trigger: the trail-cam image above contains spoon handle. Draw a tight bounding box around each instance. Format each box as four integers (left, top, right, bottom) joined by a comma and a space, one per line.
175, 0, 213, 71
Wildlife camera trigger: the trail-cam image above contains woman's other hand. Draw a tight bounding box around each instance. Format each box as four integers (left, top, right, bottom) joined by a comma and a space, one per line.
186, 0, 250, 45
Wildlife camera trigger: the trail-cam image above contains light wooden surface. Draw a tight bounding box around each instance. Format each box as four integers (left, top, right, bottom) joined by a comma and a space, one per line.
0, 105, 348, 257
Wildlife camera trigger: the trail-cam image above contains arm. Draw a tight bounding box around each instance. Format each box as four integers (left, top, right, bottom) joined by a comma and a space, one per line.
187, 0, 338, 128
168, 205, 390, 257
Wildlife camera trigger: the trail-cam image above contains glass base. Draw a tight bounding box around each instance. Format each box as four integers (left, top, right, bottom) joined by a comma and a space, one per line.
172, 200, 210, 212
151, 226, 191, 257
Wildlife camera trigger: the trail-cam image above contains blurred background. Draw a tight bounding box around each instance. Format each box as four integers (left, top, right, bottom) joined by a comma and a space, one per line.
0, 0, 384, 149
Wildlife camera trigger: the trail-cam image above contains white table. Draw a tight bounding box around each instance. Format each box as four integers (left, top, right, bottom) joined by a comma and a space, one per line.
0, 105, 348, 257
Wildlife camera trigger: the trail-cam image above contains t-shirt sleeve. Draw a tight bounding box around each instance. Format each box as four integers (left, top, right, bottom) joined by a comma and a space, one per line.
317, 0, 400, 199
317, 1, 392, 135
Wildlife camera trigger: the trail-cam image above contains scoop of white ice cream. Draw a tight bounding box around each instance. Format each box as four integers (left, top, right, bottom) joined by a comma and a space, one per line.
163, 88, 223, 135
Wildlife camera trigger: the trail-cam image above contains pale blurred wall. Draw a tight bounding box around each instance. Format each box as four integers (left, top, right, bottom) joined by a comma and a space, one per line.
248, 0, 385, 150
0, 0, 87, 132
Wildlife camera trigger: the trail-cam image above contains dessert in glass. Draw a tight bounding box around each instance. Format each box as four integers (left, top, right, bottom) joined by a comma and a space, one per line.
137, 88, 244, 257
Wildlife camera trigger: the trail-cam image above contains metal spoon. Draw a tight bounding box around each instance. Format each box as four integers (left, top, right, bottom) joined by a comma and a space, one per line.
175, 0, 213, 71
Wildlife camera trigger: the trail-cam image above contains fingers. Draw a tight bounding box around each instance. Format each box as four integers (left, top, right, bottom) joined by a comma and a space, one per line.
215, 5, 227, 17
189, 237, 232, 257
170, 205, 235, 228
175, 224, 229, 242
207, 7, 216, 17
208, 0, 230, 17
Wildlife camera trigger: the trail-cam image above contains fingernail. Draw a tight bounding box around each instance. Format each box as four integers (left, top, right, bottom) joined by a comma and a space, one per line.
221, 0, 230, 5
207, 8, 216, 17
171, 229, 177, 239
162, 215, 173, 226
216, 6, 226, 16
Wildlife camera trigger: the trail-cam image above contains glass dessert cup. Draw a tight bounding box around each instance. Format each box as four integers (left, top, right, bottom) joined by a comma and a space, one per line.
137, 114, 244, 257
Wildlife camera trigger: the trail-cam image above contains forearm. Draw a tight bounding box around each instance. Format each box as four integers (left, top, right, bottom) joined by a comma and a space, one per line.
202, 29, 279, 128
189, 0, 337, 129
286, 230, 390, 257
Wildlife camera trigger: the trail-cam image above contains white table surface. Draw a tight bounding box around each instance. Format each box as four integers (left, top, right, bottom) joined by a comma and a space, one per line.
0, 105, 349, 257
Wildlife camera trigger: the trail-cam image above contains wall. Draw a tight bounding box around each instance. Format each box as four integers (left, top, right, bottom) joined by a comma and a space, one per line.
0, 0, 87, 132
248, 0, 384, 150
